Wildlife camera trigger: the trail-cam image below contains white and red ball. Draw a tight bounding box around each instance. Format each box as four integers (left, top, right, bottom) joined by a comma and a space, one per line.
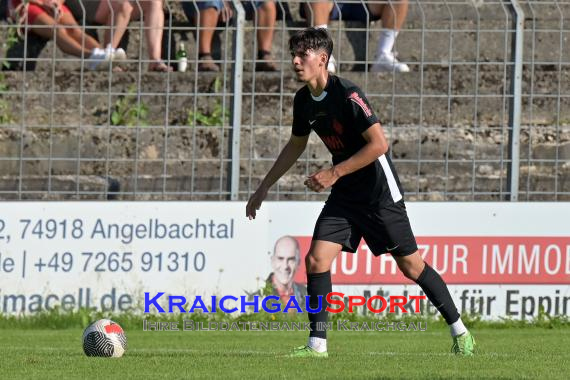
82, 319, 127, 358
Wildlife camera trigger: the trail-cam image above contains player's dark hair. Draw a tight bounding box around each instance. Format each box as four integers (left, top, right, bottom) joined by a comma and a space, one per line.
289, 27, 333, 64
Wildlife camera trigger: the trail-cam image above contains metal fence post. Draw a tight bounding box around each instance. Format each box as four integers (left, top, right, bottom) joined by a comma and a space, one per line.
229, 0, 245, 201
507, 0, 524, 201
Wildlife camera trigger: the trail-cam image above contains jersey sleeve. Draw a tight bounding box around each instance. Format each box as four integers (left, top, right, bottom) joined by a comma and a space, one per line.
346, 87, 379, 134
292, 91, 311, 136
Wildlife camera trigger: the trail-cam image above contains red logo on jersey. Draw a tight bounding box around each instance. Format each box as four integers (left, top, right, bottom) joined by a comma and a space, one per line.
105, 323, 124, 334
332, 118, 344, 135
322, 135, 345, 150
349, 92, 372, 117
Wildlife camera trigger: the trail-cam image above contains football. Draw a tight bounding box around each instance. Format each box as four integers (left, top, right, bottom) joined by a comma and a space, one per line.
82, 319, 127, 358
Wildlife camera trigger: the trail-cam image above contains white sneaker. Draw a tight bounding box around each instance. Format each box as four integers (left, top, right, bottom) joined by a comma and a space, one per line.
112, 48, 127, 62
87, 47, 111, 70
327, 54, 337, 74
370, 52, 410, 73
106, 44, 127, 62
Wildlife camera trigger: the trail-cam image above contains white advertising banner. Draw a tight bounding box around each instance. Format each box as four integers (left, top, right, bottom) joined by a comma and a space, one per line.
0, 202, 569, 320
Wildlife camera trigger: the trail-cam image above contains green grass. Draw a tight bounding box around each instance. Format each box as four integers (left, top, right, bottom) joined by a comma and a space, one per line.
0, 328, 568, 379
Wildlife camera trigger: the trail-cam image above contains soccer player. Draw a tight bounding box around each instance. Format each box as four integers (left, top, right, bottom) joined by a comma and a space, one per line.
245, 27, 475, 357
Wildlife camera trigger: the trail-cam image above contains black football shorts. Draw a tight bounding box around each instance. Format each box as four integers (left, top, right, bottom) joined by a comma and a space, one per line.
312, 200, 418, 257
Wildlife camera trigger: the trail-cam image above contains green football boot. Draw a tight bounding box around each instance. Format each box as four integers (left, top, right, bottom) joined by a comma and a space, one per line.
451, 331, 476, 357
289, 346, 328, 358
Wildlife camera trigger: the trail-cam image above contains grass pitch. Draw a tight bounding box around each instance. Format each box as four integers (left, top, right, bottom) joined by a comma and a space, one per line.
1, 328, 568, 379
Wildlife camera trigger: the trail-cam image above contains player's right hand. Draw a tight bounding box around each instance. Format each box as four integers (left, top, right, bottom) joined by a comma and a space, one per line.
246, 186, 268, 220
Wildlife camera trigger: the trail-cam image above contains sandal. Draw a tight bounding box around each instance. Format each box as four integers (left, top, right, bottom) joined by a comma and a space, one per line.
149, 61, 173, 72
198, 54, 220, 72
255, 52, 278, 72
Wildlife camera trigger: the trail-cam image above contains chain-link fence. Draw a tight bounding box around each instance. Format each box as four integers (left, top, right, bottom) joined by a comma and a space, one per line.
0, 1, 568, 201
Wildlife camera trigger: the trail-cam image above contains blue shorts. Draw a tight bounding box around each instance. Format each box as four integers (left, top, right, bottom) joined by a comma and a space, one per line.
300, 3, 381, 22
182, 0, 267, 19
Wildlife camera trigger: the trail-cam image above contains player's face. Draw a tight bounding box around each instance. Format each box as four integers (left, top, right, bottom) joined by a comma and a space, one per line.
291, 49, 327, 82
272, 240, 298, 286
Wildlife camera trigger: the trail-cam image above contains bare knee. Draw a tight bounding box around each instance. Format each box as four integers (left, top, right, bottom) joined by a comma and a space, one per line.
305, 252, 330, 274
260, 1, 276, 15
305, 254, 318, 273
114, 0, 133, 16
67, 27, 83, 40
396, 257, 425, 281
55, 27, 72, 39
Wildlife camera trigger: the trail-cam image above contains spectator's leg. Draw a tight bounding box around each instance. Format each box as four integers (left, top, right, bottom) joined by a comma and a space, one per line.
30, 13, 93, 57
140, 0, 172, 71
381, 0, 408, 30
369, 0, 410, 72
96, 0, 133, 49
256, 1, 275, 53
344, 20, 367, 71
196, 7, 219, 56
60, 14, 101, 50
161, 12, 176, 67
196, 7, 221, 71
255, 1, 277, 71
303, 1, 333, 27
95, 0, 129, 51
304, 1, 335, 73
65, 0, 101, 44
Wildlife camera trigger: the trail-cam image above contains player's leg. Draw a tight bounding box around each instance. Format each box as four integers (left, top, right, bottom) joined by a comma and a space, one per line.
363, 200, 475, 356
291, 203, 360, 358
393, 253, 463, 327
306, 240, 339, 349
393, 252, 476, 356
290, 240, 339, 358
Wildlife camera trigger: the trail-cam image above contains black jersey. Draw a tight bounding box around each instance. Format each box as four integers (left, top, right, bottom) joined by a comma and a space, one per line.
292, 75, 404, 206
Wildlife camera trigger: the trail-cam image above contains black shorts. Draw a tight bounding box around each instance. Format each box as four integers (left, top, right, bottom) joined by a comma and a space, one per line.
312, 200, 418, 257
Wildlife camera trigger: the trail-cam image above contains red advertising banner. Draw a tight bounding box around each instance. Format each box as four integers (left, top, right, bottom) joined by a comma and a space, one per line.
293, 237, 570, 284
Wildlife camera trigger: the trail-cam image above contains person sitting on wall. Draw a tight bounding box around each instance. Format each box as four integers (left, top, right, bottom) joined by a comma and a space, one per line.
182, 0, 278, 72
300, 0, 410, 73
95, 0, 172, 72
7, 0, 125, 69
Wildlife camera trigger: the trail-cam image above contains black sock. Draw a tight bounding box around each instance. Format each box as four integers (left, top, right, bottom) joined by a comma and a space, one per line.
414, 264, 460, 324
307, 271, 332, 339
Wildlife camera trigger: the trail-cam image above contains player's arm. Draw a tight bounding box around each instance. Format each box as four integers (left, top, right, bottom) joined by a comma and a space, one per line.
306, 123, 388, 192
246, 134, 309, 219
336, 122, 389, 175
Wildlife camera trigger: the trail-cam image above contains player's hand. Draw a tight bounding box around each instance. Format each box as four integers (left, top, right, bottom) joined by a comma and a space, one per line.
246, 186, 268, 220
305, 167, 340, 192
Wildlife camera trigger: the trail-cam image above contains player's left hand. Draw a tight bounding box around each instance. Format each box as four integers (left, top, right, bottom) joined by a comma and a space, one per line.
305, 167, 340, 192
